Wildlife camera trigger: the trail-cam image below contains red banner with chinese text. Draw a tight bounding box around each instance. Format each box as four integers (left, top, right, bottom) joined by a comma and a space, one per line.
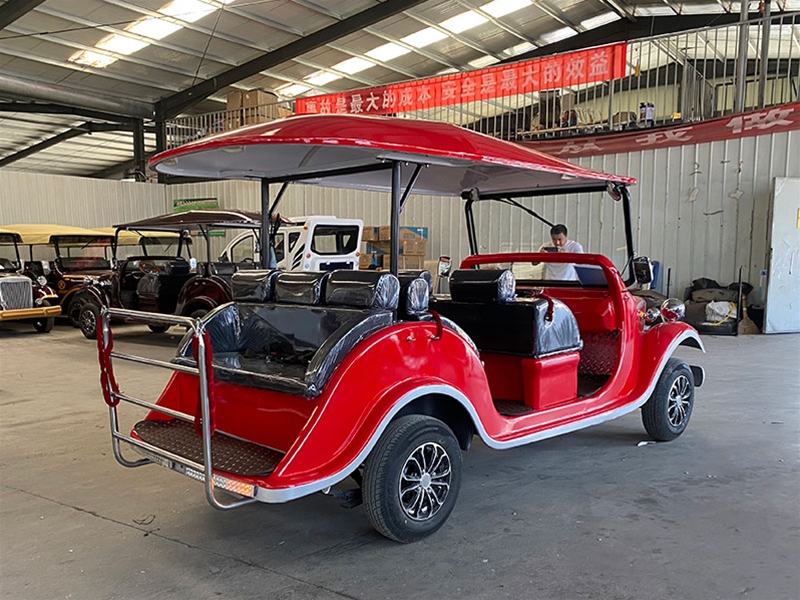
295, 43, 628, 116
521, 103, 800, 158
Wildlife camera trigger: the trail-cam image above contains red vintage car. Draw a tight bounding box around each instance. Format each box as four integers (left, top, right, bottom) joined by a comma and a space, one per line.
96, 115, 704, 543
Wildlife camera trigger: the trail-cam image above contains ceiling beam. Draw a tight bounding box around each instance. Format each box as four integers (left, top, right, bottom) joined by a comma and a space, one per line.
0, 102, 138, 124
0, 122, 106, 168
0, 0, 47, 29
156, 0, 429, 119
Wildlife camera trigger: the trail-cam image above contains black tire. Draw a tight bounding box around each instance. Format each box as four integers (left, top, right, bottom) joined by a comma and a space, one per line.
32, 300, 54, 333
67, 296, 87, 328
79, 301, 101, 340
147, 324, 170, 333
363, 415, 462, 543
641, 358, 695, 441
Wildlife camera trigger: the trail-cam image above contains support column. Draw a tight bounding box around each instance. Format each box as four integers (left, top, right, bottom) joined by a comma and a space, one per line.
390, 161, 401, 276
132, 118, 146, 182
260, 179, 271, 269
758, 1, 771, 109
734, 2, 750, 113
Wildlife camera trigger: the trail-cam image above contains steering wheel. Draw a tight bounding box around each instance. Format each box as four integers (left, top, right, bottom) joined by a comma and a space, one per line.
241, 257, 254, 263
138, 260, 163, 274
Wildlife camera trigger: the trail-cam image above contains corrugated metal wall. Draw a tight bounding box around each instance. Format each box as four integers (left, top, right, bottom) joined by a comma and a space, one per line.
4, 127, 796, 297
166, 128, 799, 296
0, 171, 168, 227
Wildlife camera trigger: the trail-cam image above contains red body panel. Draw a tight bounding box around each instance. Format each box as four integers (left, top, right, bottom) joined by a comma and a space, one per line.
129, 250, 700, 496
522, 352, 580, 410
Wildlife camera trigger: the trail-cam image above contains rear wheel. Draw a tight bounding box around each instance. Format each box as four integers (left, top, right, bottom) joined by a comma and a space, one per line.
68, 296, 87, 328
363, 415, 462, 543
79, 301, 101, 340
641, 358, 695, 441
32, 300, 54, 333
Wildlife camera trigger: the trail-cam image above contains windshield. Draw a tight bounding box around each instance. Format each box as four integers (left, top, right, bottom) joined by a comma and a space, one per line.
114, 234, 189, 260
54, 237, 111, 272
0, 242, 19, 272
310, 225, 359, 255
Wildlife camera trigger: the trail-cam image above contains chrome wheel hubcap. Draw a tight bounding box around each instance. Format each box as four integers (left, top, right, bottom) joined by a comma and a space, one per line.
82, 310, 96, 333
668, 375, 692, 426
399, 442, 451, 521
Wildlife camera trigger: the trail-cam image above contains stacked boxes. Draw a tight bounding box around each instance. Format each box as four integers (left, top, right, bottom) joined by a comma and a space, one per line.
360, 226, 428, 270
225, 90, 292, 131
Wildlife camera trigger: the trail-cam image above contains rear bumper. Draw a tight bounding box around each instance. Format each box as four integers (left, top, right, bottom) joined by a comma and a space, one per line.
0, 305, 61, 321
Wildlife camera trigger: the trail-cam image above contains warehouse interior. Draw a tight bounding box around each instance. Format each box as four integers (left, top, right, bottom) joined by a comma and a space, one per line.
1, 1, 799, 598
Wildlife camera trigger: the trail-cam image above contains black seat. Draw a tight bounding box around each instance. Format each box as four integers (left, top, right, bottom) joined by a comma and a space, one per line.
430, 269, 582, 358
230, 269, 281, 302
210, 262, 237, 278
397, 270, 431, 321
175, 270, 399, 397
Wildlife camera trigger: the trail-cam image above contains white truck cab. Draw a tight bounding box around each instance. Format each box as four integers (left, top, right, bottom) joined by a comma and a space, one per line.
219, 216, 363, 271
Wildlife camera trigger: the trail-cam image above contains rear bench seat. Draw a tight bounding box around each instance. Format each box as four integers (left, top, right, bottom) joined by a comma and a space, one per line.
174, 269, 399, 398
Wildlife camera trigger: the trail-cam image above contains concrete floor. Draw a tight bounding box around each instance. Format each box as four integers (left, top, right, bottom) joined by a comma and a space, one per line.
1, 321, 798, 600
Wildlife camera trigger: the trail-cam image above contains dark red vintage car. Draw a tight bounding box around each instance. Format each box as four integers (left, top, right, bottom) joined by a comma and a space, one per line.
2, 224, 115, 326
77, 210, 259, 339
96, 115, 704, 543
0, 228, 61, 332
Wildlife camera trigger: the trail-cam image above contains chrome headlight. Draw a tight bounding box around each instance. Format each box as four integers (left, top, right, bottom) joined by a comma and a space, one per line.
660, 298, 685, 322
644, 306, 662, 325
37, 275, 47, 286
84, 275, 98, 285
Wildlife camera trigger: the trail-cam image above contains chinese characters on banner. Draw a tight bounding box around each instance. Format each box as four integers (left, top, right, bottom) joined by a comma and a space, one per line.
295, 43, 628, 115
523, 103, 800, 158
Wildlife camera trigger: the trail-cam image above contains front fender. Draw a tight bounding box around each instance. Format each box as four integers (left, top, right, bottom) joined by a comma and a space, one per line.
637, 322, 704, 393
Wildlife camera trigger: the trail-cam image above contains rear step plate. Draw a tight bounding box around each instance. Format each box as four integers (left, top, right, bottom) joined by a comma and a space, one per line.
133, 420, 283, 476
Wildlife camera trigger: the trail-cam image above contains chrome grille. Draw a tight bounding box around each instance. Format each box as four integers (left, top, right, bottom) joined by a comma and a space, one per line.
0, 277, 33, 310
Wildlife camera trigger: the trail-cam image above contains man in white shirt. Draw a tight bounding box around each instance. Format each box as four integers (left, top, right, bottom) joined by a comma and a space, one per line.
539, 224, 584, 280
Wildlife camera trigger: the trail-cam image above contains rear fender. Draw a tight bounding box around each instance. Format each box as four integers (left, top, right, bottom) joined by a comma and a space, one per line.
176, 276, 230, 315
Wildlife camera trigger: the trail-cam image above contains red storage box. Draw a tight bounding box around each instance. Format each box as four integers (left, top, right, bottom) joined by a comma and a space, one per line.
521, 352, 580, 410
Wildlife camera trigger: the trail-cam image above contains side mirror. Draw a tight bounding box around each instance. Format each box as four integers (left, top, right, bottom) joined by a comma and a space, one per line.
437, 256, 451, 278
633, 256, 654, 285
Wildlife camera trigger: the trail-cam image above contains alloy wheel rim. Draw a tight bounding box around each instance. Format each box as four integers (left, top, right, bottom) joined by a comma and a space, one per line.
398, 442, 451, 521
82, 309, 96, 334
667, 374, 692, 426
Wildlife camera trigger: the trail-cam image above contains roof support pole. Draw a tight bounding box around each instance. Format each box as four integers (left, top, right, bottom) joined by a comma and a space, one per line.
260, 179, 271, 270
133, 119, 146, 182
390, 161, 401, 276
734, 2, 750, 113
620, 186, 636, 285
758, 2, 772, 109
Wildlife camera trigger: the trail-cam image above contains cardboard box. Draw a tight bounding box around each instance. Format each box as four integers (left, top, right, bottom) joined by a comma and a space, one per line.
243, 89, 278, 108
358, 254, 383, 269
378, 225, 392, 241
362, 226, 381, 242
398, 226, 428, 241
399, 255, 424, 270
226, 90, 243, 111
358, 254, 373, 269
401, 239, 427, 256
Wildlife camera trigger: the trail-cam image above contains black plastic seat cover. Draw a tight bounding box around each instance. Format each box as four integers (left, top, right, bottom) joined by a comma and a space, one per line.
231, 269, 281, 302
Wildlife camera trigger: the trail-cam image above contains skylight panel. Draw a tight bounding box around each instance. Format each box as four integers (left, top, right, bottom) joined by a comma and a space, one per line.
277, 83, 311, 97
69, 50, 117, 68
440, 11, 488, 34
680, 3, 725, 14
580, 12, 621, 30
127, 17, 183, 40
96, 34, 150, 55
401, 27, 448, 48
468, 55, 500, 68
540, 27, 578, 44
305, 71, 341, 86
503, 41, 536, 57
635, 6, 678, 16
159, 0, 216, 23
366, 43, 410, 62
331, 57, 373, 75
480, 0, 532, 18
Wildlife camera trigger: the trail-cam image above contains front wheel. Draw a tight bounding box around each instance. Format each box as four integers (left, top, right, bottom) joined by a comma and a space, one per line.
641, 358, 695, 441
79, 301, 101, 340
32, 300, 54, 333
363, 415, 462, 543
